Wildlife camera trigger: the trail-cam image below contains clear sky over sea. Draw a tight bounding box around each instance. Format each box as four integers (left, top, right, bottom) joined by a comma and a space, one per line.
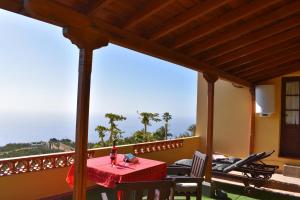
0, 9, 197, 145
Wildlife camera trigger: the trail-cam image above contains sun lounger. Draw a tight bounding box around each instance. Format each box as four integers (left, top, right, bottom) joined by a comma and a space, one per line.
173, 151, 278, 180
172, 151, 279, 193
212, 151, 278, 180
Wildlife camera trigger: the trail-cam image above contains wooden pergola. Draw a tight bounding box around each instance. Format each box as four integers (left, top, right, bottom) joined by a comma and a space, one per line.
1, 0, 300, 199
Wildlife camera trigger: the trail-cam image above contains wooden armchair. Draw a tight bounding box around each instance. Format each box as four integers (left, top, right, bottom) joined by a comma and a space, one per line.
167, 151, 208, 200
101, 180, 175, 200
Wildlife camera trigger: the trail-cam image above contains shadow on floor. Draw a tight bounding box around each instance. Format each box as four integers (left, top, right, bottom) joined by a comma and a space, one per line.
56, 183, 300, 200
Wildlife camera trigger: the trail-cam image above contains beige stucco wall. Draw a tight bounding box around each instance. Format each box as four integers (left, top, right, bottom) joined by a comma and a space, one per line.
196, 73, 251, 158
0, 137, 200, 200
196, 71, 300, 169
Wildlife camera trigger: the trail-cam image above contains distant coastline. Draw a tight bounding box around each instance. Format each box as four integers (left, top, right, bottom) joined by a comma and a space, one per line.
0, 113, 195, 147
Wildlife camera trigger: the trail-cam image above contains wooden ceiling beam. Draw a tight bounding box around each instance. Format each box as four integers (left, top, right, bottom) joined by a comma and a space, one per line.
187, 1, 300, 56
209, 26, 300, 66
0, 0, 23, 13
230, 44, 300, 74
121, 0, 174, 29
221, 37, 300, 72
23, 0, 252, 87
203, 14, 300, 61
172, 0, 281, 49
238, 50, 300, 77
251, 61, 300, 83
24, 0, 92, 28
148, 0, 228, 41
84, 0, 111, 16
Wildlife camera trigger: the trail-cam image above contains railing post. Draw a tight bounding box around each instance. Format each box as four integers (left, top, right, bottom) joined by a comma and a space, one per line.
63, 27, 108, 200
203, 73, 218, 183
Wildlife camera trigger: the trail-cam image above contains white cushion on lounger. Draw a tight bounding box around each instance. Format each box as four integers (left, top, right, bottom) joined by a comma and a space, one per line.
174, 159, 192, 167
175, 182, 198, 192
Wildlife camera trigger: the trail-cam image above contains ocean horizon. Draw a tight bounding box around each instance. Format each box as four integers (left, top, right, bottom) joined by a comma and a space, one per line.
0, 112, 195, 147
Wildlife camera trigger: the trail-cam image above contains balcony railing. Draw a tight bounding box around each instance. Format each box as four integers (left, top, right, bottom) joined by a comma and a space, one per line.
0, 137, 199, 200
133, 139, 183, 154
0, 151, 95, 176
0, 138, 184, 177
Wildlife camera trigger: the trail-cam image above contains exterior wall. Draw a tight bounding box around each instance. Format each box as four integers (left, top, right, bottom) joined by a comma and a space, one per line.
0, 136, 200, 200
196, 71, 300, 169
196, 73, 251, 158
0, 167, 72, 200
255, 71, 300, 168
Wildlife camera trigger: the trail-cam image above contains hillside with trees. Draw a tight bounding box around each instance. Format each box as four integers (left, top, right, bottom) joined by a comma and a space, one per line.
93, 111, 195, 147
0, 111, 195, 158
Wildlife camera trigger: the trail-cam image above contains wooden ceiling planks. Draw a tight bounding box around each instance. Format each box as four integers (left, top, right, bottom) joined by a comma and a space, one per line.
250, 61, 300, 83
186, 1, 300, 56
170, 0, 282, 49
201, 14, 300, 61
253, 62, 300, 83
84, 0, 113, 15
220, 37, 300, 72
92, 1, 138, 26
208, 25, 300, 66
238, 49, 300, 77
1, 0, 300, 85
232, 43, 300, 73
176, 0, 199, 9
132, 1, 184, 35
148, 0, 228, 41
121, 0, 174, 29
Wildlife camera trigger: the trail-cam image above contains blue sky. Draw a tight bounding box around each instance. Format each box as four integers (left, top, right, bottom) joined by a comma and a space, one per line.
0, 9, 197, 144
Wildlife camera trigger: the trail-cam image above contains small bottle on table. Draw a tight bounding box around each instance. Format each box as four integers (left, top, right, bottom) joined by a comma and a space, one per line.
110, 140, 117, 166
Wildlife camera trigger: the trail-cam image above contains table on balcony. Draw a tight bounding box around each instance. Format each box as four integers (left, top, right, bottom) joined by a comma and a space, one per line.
66, 154, 167, 198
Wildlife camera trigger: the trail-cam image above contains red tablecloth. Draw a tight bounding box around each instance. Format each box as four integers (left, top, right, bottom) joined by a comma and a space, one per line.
66, 154, 167, 188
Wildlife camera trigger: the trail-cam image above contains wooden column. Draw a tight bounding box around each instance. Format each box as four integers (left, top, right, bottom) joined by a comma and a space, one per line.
249, 87, 256, 154
63, 28, 108, 200
203, 73, 218, 182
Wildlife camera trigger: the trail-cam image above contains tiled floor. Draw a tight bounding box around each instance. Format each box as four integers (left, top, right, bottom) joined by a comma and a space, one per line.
64, 178, 300, 200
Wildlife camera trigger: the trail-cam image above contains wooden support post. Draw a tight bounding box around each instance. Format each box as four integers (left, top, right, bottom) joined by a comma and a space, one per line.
73, 48, 92, 200
63, 27, 108, 200
249, 87, 256, 154
203, 73, 218, 182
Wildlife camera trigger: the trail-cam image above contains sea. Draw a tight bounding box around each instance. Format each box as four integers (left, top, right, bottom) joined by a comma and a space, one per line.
0, 112, 195, 146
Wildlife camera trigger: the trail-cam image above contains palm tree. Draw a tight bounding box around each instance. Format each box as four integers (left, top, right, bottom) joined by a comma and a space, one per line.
95, 125, 108, 146
153, 126, 173, 141
105, 113, 126, 144
112, 126, 124, 141
162, 112, 172, 140
133, 130, 145, 143
153, 126, 166, 140
138, 112, 161, 141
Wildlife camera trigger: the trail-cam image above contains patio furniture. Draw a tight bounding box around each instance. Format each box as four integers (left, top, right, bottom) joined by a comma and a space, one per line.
173, 151, 278, 181
212, 151, 278, 180
172, 151, 279, 194
212, 151, 279, 193
167, 151, 208, 200
66, 154, 167, 199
